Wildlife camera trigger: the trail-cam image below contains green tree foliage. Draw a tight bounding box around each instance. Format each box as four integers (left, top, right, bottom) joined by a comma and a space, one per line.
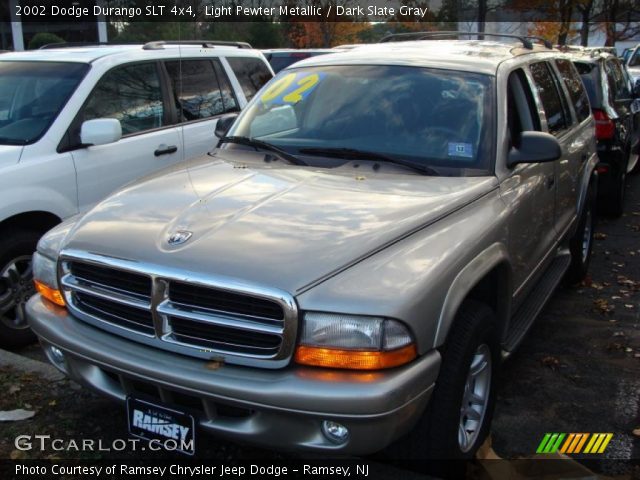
28, 32, 66, 50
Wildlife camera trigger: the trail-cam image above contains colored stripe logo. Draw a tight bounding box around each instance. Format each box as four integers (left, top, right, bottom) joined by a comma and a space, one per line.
536, 433, 613, 454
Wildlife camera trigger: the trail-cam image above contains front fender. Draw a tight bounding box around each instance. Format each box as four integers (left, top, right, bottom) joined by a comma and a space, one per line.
0, 185, 76, 226
0, 158, 78, 225
296, 188, 509, 355
433, 243, 512, 347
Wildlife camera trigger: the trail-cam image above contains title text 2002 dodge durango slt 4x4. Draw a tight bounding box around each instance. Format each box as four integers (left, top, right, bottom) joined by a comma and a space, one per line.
27, 33, 598, 460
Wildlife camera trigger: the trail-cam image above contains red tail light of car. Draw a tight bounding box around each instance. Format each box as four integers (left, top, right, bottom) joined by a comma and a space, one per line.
592, 109, 615, 140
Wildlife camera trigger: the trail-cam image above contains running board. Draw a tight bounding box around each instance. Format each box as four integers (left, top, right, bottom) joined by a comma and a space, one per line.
502, 252, 571, 356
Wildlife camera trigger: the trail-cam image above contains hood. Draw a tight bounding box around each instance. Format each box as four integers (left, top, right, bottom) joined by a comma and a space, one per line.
64, 151, 497, 294
0, 145, 23, 167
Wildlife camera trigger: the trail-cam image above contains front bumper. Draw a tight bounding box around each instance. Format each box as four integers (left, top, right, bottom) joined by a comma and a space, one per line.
27, 296, 440, 455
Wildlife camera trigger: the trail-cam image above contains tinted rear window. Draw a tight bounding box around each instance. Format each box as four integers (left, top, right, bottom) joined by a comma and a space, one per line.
556, 59, 591, 122
226, 57, 272, 102
268, 54, 312, 73
530, 62, 568, 135
573, 61, 600, 108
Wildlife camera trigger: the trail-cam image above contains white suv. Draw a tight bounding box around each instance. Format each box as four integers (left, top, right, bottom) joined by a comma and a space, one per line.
0, 41, 273, 347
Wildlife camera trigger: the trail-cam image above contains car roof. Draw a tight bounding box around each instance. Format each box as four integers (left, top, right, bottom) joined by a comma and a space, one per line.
262, 49, 334, 54
565, 49, 619, 65
287, 40, 557, 75
0, 43, 264, 65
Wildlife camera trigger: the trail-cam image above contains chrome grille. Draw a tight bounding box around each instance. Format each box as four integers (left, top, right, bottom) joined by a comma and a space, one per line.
169, 317, 282, 355
75, 292, 155, 335
169, 281, 284, 321
59, 251, 297, 368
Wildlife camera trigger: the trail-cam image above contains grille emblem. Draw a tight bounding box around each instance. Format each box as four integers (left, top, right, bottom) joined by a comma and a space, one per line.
167, 230, 193, 246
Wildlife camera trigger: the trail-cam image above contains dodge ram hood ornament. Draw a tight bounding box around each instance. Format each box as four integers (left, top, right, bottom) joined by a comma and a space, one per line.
167, 230, 193, 246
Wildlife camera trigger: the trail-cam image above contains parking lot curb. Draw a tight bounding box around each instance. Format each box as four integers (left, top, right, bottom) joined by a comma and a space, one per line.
0, 348, 65, 382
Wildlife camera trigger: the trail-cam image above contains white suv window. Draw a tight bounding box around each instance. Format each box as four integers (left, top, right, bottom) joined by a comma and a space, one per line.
164, 59, 239, 121
227, 57, 272, 101
83, 63, 165, 136
0, 61, 88, 145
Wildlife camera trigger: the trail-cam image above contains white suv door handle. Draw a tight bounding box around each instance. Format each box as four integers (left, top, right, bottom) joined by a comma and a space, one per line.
154, 145, 178, 157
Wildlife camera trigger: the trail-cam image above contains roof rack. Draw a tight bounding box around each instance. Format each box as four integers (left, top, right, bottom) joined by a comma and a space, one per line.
556, 45, 617, 57
379, 31, 553, 50
142, 40, 252, 50
39, 42, 122, 49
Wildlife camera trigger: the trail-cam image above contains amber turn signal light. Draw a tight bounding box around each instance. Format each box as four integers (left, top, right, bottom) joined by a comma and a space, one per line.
294, 344, 417, 370
34, 280, 66, 307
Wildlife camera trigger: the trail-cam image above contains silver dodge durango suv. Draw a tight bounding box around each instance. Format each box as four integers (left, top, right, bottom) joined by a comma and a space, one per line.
27, 33, 598, 460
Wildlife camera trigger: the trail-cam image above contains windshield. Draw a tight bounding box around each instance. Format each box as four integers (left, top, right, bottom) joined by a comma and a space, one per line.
227, 65, 494, 175
0, 61, 89, 145
629, 48, 640, 67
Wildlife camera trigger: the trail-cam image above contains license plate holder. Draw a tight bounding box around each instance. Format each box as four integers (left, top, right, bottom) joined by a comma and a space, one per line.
126, 396, 195, 455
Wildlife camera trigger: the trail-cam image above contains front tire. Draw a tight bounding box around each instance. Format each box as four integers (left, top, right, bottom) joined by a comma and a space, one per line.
391, 301, 499, 462
0, 229, 41, 349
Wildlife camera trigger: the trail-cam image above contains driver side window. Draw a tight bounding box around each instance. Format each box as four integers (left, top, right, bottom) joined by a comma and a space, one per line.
507, 69, 540, 149
83, 63, 165, 136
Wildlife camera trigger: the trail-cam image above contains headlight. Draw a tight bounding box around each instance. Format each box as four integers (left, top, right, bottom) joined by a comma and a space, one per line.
294, 312, 417, 370
33, 215, 80, 307
33, 252, 65, 307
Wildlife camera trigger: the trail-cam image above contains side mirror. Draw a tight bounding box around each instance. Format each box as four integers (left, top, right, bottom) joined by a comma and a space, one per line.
80, 119, 122, 147
634, 79, 640, 98
508, 131, 562, 167
215, 114, 238, 139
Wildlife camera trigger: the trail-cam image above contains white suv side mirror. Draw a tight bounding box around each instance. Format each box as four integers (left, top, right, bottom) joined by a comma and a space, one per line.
80, 119, 122, 146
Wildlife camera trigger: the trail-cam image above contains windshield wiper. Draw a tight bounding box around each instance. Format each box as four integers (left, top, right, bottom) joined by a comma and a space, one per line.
299, 147, 439, 176
219, 136, 307, 166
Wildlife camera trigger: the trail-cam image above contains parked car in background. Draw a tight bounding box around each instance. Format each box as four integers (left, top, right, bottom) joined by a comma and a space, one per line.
623, 44, 640, 83
262, 49, 333, 73
569, 48, 640, 216
0, 41, 273, 348
28, 33, 598, 462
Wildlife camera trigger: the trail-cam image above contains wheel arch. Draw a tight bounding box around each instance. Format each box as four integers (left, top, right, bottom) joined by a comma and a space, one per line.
433, 243, 512, 348
577, 153, 599, 217
0, 211, 62, 236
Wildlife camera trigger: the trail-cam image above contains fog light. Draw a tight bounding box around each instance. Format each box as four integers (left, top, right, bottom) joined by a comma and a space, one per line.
49, 346, 64, 363
45, 345, 67, 372
322, 420, 349, 444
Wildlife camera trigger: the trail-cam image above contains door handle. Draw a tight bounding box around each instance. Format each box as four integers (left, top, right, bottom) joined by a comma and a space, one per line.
154, 145, 178, 157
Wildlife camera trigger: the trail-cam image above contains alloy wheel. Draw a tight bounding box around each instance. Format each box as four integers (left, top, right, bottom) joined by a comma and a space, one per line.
0, 255, 35, 330
458, 343, 492, 452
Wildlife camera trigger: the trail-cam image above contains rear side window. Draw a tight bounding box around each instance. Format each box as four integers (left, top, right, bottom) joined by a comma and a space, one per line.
573, 61, 600, 108
226, 57, 272, 101
83, 63, 164, 136
165, 59, 238, 122
605, 59, 630, 100
555, 59, 591, 122
530, 62, 568, 135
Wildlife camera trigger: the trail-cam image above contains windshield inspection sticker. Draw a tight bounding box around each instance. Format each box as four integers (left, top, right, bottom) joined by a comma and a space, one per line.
261, 72, 325, 107
448, 142, 473, 158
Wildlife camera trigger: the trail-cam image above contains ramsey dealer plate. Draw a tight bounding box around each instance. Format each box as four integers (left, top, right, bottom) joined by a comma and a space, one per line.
126, 396, 195, 455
